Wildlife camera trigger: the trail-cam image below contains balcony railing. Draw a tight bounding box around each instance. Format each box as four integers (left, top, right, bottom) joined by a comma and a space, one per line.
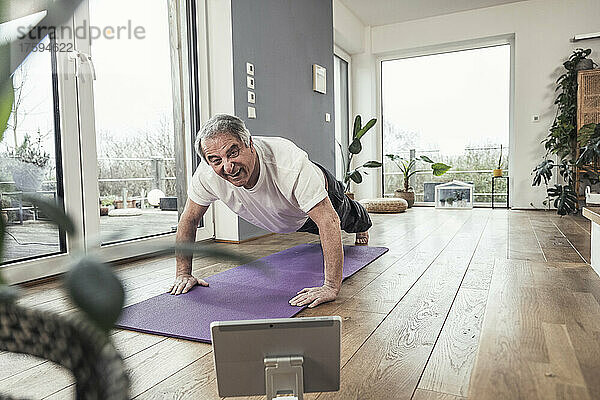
0, 156, 176, 204
382, 146, 508, 206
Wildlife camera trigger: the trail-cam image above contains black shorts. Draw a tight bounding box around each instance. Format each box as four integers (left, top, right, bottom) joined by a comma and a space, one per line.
297, 163, 372, 235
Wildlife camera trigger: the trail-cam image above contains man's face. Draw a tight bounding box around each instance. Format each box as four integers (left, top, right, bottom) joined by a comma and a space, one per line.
202, 133, 257, 188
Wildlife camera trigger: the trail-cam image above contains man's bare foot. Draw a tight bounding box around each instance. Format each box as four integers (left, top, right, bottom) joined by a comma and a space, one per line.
355, 231, 369, 246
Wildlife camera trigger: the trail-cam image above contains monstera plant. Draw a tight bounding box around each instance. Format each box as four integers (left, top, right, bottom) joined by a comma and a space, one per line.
339, 115, 382, 197
532, 48, 597, 215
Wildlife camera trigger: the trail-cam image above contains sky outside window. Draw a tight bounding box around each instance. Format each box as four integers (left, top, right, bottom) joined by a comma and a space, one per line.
382, 45, 510, 155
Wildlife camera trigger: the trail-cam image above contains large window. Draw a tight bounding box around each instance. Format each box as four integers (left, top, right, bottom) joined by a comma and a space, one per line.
89, 0, 179, 244
0, 34, 66, 263
382, 45, 510, 206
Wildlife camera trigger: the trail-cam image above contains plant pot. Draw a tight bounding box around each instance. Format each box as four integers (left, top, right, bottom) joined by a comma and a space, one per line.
394, 190, 414, 207
99, 205, 114, 216
493, 168, 503, 177
345, 192, 355, 200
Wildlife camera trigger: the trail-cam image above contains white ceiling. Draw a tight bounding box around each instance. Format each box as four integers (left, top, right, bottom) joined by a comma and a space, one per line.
339, 0, 529, 27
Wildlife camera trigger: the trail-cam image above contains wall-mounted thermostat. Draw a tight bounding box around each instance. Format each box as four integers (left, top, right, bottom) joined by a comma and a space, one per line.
248, 106, 256, 119
246, 62, 254, 76
247, 76, 255, 89
248, 91, 255, 104
312, 64, 326, 94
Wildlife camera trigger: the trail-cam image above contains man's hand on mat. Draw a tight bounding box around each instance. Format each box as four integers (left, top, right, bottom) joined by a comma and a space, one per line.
168, 274, 208, 295
289, 283, 340, 308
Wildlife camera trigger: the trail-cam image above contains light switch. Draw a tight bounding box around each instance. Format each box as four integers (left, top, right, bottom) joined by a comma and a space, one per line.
248, 91, 255, 104
247, 76, 255, 89
325, 113, 331, 122
246, 62, 254, 76
248, 106, 256, 119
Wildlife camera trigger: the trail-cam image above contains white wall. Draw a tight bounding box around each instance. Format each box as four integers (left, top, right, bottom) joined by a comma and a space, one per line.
333, 0, 365, 55
347, 0, 600, 208
351, 27, 380, 200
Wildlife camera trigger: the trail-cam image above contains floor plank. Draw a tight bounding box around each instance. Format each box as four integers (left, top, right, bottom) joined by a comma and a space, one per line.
412, 388, 466, 400
548, 215, 591, 263
417, 287, 489, 397
528, 212, 585, 263
133, 353, 220, 400
507, 212, 545, 262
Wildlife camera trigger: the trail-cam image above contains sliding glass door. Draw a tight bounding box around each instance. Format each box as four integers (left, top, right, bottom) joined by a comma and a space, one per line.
1, 0, 214, 282
0, 22, 67, 264
76, 0, 213, 260
88, 0, 179, 244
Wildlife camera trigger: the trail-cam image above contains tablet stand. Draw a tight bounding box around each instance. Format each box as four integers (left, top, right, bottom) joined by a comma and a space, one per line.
264, 356, 304, 400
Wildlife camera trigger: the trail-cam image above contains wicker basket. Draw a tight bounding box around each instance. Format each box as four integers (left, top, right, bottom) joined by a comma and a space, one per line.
359, 198, 408, 213
0, 302, 129, 400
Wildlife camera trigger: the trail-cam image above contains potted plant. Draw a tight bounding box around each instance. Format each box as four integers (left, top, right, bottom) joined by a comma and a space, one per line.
454, 190, 466, 207
385, 154, 451, 207
338, 115, 382, 199
100, 198, 115, 216
532, 48, 597, 215
493, 145, 503, 177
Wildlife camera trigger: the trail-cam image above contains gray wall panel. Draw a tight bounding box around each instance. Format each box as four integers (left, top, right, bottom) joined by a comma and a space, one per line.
231, 0, 334, 241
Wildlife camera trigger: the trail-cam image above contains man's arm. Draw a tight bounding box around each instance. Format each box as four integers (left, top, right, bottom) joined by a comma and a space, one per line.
289, 196, 343, 308
168, 199, 210, 295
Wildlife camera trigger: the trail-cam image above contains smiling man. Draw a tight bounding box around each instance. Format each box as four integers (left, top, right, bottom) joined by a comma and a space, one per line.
168, 114, 372, 308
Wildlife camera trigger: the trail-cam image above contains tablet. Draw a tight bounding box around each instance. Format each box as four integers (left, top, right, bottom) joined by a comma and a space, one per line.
211, 316, 341, 397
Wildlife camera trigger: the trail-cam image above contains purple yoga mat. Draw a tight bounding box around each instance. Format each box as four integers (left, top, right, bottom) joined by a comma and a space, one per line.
116, 243, 388, 343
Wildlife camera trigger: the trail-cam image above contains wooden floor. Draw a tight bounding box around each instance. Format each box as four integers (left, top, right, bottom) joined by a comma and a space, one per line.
2, 208, 600, 399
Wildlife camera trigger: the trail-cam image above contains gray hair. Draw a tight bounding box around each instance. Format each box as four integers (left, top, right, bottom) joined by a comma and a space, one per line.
195, 114, 251, 161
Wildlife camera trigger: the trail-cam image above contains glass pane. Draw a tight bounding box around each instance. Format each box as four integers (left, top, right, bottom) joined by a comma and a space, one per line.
382, 45, 510, 205
0, 35, 66, 263
89, 0, 179, 244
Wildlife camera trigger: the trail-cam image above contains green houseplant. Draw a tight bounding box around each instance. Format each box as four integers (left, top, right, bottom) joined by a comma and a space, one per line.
532, 48, 597, 215
385, 154, 451, 207
339, 115, 382, 198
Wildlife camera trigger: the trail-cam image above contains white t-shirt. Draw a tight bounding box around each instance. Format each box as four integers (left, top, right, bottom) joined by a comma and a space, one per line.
188, 136, 327, 233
